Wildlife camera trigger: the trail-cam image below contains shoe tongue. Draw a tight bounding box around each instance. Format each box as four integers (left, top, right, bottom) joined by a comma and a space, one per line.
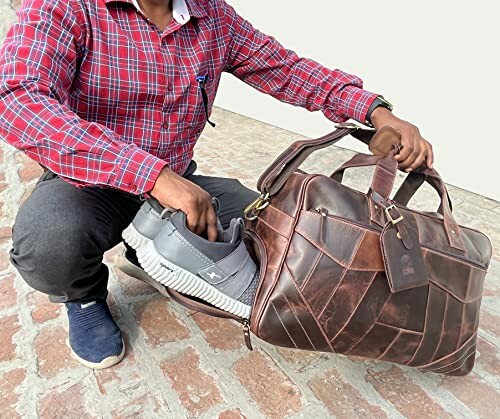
171, 211, 242, 245
223, 218, 243, 244
147, 198, 164, 213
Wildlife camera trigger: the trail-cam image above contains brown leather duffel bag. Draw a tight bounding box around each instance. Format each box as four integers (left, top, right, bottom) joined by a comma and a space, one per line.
168, 125, 492, 376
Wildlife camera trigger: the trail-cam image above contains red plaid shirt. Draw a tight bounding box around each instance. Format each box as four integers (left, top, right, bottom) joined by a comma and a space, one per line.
0, 0, 378, 195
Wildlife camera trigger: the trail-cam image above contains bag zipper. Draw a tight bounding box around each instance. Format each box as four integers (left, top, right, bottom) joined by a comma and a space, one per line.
242, 320, 253, 350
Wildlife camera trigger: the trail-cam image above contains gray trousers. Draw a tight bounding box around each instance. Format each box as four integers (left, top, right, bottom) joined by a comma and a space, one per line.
9, 161, 258, 303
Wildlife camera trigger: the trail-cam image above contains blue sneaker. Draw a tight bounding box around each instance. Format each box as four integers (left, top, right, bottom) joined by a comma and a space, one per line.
66, 300, 125, 369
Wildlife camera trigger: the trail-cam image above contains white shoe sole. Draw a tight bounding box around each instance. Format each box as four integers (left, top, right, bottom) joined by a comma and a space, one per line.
113, 251, 170, 298
137, 241, 251, 319
122, 222, 151, 250
68, 339, 126, 370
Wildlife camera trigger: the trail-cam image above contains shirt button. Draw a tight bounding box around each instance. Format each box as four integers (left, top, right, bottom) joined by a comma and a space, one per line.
167, 83, 173, 92
162, 121, 168, 129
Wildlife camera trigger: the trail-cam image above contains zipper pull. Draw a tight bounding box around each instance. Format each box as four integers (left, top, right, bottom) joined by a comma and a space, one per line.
316, 207, 328, 217
243, 320, 253, 351
317, 207, 328, 244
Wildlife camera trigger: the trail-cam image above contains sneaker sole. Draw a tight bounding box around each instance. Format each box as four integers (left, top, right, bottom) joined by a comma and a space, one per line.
68, 339, 126, 370
113, 251, 170, 299
137, 241, 251, 319
122, 222, 151, 250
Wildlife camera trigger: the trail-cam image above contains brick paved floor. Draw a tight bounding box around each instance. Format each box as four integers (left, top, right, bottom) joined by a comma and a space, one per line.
0, 107, 499, 418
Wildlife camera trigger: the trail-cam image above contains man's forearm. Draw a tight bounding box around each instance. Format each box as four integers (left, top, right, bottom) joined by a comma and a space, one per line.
0, 75, 166, 194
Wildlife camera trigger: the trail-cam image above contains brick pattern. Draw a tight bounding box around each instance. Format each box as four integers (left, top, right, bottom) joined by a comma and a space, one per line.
161, 347, 223, 416
232, 351, 302, 418
0, 97, 499, 418
309, 367, 388, 418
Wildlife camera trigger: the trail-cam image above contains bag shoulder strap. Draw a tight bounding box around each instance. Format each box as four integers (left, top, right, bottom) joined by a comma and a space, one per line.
257, 125, 376, 196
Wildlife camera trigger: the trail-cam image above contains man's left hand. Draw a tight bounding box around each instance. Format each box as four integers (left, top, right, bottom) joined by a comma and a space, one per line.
370, 107, 434, 172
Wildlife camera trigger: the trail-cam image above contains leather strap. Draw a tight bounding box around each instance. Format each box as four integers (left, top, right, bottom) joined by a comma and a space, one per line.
257, 127, 376, 196
393, 169, 453, 212
166, 288, 246, 323
332, 155, 465, 251
331, 152, 399, 199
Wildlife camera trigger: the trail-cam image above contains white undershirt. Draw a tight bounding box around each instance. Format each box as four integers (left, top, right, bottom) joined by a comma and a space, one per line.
131, 0, 191, 25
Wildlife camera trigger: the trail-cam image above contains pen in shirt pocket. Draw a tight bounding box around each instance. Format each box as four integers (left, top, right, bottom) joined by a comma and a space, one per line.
196, 74, 216, 128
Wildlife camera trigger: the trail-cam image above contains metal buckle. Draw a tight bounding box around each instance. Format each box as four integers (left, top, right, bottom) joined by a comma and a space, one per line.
244, 193, 270, 221
384, 204, 404, 225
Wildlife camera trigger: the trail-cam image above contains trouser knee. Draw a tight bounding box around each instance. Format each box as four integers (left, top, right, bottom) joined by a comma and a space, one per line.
10, 202, 108, 302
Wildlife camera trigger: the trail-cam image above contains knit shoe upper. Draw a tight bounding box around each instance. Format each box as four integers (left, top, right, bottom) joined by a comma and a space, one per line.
122, 198, 172, 250
136, 211, 259, 319
66, 300, 125, 369
122, 198, 220, 250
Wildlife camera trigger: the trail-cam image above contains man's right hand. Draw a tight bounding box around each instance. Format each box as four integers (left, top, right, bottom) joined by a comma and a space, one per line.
150, 167, 218, 241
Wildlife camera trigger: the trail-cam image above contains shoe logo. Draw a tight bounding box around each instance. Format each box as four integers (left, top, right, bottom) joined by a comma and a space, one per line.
207, 271, 221, 280
160, 263, 173, 273
80, 301, 96, 309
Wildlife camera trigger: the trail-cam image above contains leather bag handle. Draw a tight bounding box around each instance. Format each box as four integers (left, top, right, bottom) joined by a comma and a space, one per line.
257, 125, 376, 196
331, 153, 466, 251
393, 169, 453, 212
331, 152, 399, 199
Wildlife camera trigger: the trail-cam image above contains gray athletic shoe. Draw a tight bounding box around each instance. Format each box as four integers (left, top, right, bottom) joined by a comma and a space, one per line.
122, 198, 220, 250
113, 248, 170, 298
136, 211, 259, 319
122, 199, 172, 250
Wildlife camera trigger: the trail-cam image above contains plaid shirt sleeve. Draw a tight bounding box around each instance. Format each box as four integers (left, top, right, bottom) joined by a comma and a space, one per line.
221, 2, 379, 123
0, 0, 166, 194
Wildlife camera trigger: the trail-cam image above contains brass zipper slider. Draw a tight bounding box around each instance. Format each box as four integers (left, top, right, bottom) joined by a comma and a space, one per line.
243, 320, 253, 351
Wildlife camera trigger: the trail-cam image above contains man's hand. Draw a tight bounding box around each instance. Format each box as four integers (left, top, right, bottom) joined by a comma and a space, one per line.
370, 107, 434, 172
150, 167, 218, 241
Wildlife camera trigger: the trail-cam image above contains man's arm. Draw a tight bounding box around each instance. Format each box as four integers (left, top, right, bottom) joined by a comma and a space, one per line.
221, 1, 433, 171
0, 0, 166, 194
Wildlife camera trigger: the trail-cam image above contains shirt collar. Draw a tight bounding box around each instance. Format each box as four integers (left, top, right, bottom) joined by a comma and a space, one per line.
104, 0, 208, 19
185, 0, 208, 18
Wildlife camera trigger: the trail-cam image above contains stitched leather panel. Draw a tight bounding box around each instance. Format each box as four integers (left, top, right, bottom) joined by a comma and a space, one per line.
380, 331, 423, 365
300, 253, 347, 319
347, 323, 400, 359
407, 284, 448, 366
319, 270, 378, 340
330, 273, 392, 353
378, 286, 428, 332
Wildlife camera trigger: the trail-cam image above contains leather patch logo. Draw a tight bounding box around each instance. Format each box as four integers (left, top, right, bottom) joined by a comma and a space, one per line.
401, 254, 416, 276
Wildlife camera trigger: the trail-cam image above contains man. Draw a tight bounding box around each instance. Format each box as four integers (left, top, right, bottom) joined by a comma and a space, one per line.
0, 0, 433, 369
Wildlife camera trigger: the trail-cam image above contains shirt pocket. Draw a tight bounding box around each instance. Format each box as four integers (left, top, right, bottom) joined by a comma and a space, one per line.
186, 72, 219, 130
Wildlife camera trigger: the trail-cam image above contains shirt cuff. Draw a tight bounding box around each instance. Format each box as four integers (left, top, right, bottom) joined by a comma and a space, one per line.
110, 145, 168, 195
325, 86, 379, 124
